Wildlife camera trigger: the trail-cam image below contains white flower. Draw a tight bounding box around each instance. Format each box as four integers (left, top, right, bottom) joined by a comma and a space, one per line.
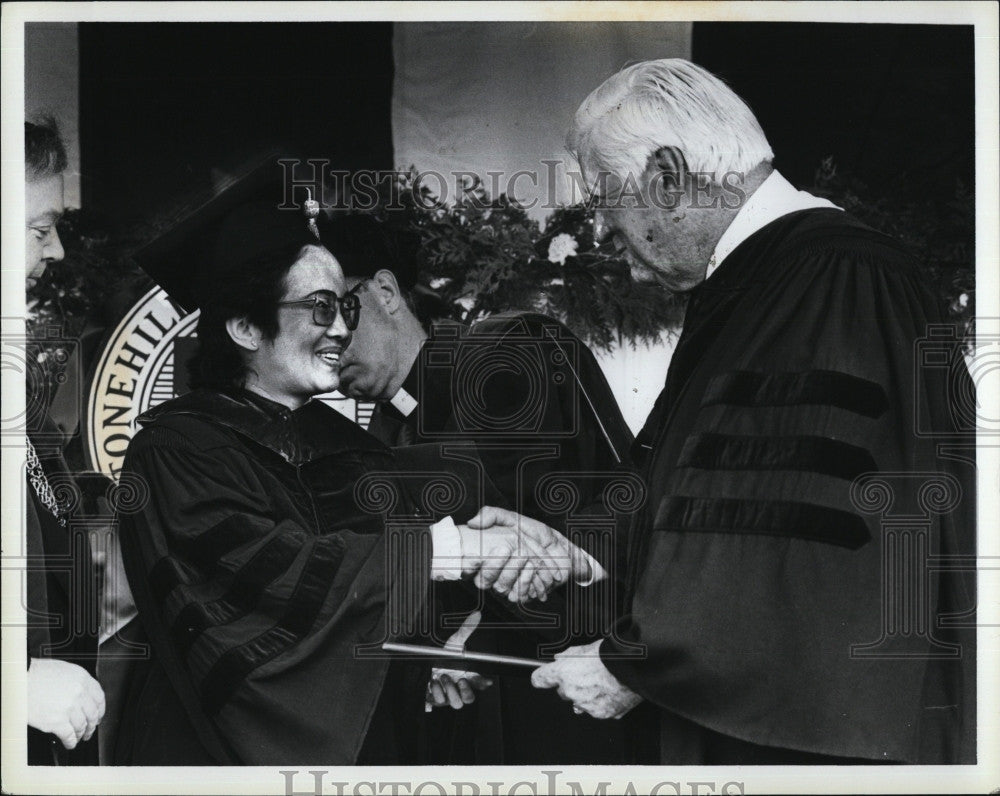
455, 296, 476, 319
547, 233, 579, 265
958, 293, 969, 308
429, 277, 452, 289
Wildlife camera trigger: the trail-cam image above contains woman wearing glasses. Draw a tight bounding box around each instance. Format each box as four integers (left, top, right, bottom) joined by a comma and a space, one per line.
113, 201, 513, 765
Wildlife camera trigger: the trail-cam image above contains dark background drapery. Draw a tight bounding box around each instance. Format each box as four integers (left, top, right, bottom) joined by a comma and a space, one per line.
76, 22, 973, 222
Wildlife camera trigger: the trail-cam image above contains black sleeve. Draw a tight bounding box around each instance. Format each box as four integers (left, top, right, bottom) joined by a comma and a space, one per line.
602, 247, 975, 763
120, 428, 433, 764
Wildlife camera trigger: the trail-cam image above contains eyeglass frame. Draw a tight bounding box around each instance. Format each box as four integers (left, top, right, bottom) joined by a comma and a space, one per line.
276, 282, 363, 331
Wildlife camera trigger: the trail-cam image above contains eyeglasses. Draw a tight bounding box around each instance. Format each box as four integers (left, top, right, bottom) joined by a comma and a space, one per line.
277, 287, 361, 331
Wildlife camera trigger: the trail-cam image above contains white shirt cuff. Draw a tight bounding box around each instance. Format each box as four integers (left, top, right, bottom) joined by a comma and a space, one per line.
574, 548, 607, 587
430, 516, 463, 580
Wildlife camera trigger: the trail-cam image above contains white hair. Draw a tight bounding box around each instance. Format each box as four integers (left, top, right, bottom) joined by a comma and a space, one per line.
568, 59, 774, 184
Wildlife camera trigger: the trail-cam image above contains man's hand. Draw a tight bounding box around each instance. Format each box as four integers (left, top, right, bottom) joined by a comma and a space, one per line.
456, 520, 565, 602
531, 639, 643, 719
27, 658, 106, 749
425, 611, 494, 711
426, 668, 494, 710
467, 506, 593, 585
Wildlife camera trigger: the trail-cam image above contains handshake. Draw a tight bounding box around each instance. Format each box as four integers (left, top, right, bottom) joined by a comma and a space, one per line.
443, 506, 600, 603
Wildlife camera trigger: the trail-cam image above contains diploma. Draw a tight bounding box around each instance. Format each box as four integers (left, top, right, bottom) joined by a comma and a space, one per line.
381, 641, 546, 675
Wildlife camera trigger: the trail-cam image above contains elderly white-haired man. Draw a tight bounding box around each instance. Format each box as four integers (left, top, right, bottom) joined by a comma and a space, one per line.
483, 58, 977, 764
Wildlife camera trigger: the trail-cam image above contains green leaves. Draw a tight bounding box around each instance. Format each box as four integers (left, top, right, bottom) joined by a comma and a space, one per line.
382, 169, 684, 351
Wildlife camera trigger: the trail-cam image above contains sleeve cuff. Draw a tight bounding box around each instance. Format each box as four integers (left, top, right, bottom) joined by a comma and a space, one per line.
574, 548, 607, 586
430, 516, 463, 581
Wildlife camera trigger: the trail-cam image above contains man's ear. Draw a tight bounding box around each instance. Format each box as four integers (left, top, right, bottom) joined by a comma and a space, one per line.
371, 269, 404, 314
225, 316, 262, 352
650, 146, 688, 178
648, 146, 690, 209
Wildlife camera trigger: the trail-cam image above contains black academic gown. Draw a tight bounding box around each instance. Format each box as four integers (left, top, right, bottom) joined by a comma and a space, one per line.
369, 313, 655, 764
601, 209, 976, 764
26, 416, 100, 766
115, 388, 432, 765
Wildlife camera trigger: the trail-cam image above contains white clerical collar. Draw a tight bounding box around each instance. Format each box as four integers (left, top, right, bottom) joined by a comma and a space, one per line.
389, 386, 418, 417
706, 170, 842, 279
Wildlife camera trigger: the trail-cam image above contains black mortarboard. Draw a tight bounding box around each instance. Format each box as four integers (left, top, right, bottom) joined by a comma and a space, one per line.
131, 151, 320, 311
319, 214, 421, 289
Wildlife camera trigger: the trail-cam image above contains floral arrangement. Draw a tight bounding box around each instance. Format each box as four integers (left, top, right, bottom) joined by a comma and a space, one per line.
375, 170, 685, 351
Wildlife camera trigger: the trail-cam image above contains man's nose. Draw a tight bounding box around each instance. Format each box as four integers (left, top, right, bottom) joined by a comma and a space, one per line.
45, 227, 65, 263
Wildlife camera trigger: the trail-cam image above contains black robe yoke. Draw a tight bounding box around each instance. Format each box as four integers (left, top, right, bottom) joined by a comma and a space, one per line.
116, 389, 432, 764
601, 209, 976, 764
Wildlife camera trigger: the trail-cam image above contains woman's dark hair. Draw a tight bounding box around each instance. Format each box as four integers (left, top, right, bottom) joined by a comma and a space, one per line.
25, 117, 68, 179
188, 241, 309, 391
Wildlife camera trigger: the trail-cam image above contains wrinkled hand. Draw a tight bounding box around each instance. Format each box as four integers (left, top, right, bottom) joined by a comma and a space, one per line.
467, 506, 592, 587
27, 658, 106, 749
456, 520, 565, 603
425, 611, 494, 711
531, 639, 642, 720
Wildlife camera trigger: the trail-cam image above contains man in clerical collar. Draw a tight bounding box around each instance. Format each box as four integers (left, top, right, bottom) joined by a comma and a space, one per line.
327, 214, 648, 765
323, 215, 434, 446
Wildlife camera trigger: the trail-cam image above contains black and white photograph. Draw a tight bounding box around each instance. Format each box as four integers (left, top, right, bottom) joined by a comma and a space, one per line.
2, 2, 998, 794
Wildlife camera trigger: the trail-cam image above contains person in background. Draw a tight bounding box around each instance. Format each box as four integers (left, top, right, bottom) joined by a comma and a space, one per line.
24, 118, 106, 765
329, 214, 652, 764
